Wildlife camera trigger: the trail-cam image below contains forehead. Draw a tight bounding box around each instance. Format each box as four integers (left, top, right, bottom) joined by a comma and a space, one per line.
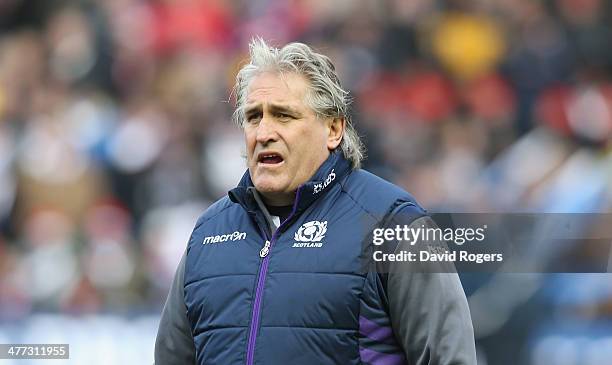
245, 72, 310, 106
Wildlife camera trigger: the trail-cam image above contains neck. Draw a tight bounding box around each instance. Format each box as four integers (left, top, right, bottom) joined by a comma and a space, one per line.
258, 190, 295, 207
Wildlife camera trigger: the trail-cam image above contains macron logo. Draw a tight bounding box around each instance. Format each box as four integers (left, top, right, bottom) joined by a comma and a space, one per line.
202, 231, 246, 245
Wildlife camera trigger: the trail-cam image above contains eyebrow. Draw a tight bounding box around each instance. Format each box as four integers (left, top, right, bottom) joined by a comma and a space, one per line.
243, 103, 303, 118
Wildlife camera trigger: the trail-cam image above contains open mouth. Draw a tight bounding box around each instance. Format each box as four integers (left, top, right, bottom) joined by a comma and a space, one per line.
257, 152, 284, 165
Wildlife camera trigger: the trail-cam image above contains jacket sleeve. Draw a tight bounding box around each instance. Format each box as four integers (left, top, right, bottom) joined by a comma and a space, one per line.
154, 250, 196, 364
386, 213, 477, 365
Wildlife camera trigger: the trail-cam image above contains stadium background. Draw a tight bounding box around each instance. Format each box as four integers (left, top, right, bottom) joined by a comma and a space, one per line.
0, 0, 611, 363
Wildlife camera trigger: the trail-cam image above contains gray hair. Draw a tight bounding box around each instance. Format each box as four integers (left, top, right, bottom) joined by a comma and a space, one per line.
232, 37, 364, 169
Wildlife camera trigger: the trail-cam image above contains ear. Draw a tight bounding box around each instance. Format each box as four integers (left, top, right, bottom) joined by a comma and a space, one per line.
326, 117, 345, 150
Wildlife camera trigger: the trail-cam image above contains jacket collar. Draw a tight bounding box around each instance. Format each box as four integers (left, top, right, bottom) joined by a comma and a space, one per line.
229, 150, 352, 220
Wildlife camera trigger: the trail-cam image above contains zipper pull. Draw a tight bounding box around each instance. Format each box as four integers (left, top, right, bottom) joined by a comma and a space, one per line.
260, 240, 271, 258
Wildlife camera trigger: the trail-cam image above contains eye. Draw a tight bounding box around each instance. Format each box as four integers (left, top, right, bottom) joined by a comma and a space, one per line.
276, 112, 294, 120
246, 113, 262, 124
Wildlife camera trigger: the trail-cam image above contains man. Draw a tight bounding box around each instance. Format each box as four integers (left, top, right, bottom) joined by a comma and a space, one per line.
155, 38, 476, 365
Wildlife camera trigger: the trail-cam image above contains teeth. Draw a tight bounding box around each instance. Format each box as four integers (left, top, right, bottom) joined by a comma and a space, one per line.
259, 153, 281, 162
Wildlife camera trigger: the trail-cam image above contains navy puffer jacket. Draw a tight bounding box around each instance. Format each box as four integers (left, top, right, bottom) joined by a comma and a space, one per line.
155, 151, 477, 365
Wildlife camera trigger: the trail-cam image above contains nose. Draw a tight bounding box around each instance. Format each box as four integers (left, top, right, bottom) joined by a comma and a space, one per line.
255, 114, 278, 145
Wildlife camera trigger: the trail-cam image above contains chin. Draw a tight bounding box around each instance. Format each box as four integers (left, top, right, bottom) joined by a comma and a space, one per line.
252, 177, 287, 194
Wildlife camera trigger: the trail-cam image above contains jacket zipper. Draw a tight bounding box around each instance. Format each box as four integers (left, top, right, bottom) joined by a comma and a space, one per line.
259, 240, 271, 258
245, 187, 302, 365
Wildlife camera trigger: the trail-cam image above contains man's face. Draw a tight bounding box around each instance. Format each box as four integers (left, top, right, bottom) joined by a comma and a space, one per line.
243, 72, 333, 205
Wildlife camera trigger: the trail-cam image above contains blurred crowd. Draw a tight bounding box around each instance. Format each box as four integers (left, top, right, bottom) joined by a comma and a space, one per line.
0, 0, 611, 364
